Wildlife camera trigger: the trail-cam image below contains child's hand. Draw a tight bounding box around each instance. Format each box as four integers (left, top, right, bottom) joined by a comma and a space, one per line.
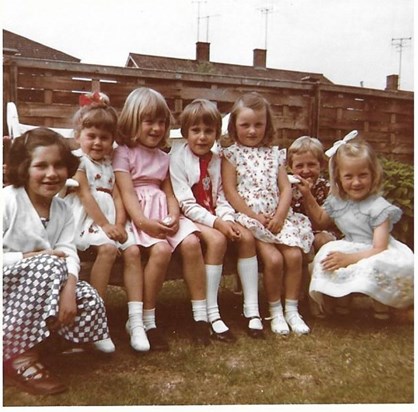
255, 213, 270, 227
140, 219, 172, 239
50, 277, 77, 330
214, 219, 241, 241
295, 175, 312, 196
162, 215, 180, 236
115, 224, 128, 244
102, 223, 125, 242
23, 249, 67, 259
266, 216, 284, 235
321, 251, 351, 271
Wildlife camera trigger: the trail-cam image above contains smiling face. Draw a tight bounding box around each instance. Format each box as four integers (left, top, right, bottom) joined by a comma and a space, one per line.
26, 144, 68, 204
235, 107, 267, 148
186, 120, 217, 156
135, 116, 167, 148
338, 156, 372, 201
77, 126, 113, 161
290, 151, 322, 185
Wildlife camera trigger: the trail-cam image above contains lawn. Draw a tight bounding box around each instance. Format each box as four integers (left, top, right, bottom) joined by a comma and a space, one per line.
2, 275, 414, 408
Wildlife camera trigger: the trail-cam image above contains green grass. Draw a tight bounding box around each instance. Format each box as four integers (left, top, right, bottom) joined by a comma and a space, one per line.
3, 276, 414, 407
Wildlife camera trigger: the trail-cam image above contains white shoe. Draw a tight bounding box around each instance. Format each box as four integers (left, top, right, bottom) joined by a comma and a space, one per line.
285, 312, 310, 335
92, 337, 115, 353
126, 320, 150, 352
267, 314, 290, 335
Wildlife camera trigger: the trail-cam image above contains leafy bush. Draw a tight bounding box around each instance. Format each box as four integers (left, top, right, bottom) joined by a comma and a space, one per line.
380, 157, 414, 249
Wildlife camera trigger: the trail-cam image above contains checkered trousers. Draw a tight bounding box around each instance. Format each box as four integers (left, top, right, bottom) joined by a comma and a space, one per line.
3, 254, 110, 361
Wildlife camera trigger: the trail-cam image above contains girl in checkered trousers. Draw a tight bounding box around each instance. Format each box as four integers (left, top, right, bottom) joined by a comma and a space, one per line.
3, 128, 112, 395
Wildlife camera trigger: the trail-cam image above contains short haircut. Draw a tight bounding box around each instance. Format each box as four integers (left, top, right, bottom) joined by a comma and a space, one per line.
287, 136, 326, 169
180, 99, 222, 139
227, 92, 276, 146
7, 127, 80, 187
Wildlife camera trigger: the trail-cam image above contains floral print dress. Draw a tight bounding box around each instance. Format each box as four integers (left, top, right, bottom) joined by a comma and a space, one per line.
309, 195, 414, 309
222, 143, 314, 253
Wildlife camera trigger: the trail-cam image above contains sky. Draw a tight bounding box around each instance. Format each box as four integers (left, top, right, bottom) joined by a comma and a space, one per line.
1, 0, 414, 91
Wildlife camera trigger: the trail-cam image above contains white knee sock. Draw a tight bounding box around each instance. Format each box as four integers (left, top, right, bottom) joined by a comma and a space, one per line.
205, 264, 228, 333
237, 256, 260, 319
191, 299, 208, 323
143, 308, 156, 331
128, 301, 144, 328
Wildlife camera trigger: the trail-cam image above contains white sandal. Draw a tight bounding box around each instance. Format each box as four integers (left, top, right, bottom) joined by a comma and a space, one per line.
284, 312, 310, 335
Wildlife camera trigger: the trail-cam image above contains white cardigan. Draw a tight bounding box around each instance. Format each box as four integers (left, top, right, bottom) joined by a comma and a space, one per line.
169, 142, 235, 228
3, 185, 80, 277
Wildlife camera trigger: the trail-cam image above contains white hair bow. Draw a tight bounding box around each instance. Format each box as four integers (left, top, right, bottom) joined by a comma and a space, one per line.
325, 130, 359, 157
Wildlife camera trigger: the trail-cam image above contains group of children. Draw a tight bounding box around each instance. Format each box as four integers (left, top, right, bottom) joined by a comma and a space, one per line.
3, 89, 414, 396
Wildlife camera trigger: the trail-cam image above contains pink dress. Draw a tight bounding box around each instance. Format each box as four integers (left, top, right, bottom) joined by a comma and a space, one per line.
112, 143, 198, 251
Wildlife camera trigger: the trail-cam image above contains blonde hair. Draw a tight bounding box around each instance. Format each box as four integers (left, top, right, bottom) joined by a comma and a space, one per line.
227, 92, 276, 146
180, 99, 222, 139
73, 92, 118, 138
329, 138, 383, 199
287, 136, 326, 169
117, 88, 172, 148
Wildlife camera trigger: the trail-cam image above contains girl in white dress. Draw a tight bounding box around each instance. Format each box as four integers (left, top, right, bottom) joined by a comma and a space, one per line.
222, 92, 314, 335
66, 92, 149, 352
297, 132, 414, 319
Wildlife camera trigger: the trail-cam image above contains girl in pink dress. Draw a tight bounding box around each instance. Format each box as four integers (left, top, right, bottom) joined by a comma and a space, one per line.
113, 87, 210, 350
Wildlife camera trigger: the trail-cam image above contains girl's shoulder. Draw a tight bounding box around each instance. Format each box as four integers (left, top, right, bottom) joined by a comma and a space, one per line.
359, 195, 402, 227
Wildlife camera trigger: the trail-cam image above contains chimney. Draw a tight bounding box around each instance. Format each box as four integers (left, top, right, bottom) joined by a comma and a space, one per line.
196, 42, 210, 62
253, 48, 267, 69
385, 74, 399, 91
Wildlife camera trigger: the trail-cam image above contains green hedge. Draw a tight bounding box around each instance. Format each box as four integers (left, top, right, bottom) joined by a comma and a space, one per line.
380, 157, 414, 250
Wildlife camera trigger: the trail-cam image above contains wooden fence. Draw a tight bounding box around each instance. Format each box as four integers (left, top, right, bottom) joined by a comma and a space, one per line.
3, 56, 414, 163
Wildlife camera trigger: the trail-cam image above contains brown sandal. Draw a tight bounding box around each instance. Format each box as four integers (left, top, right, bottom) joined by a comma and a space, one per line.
4, 359, 67, 395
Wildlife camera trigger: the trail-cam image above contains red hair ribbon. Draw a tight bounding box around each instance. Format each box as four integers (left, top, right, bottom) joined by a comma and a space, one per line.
79, 91, 103, 107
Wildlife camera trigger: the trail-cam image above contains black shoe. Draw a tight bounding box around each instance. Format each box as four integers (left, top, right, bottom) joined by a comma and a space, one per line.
210, 320, 237, 343
246, 316, 265, 339
146, 328, 169, 352
193, 321, 211, 346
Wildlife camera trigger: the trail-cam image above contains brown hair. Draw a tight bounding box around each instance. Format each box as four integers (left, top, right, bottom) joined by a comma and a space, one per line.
227, 92, 276, 146
73, 92, 118, 139
7, 128, 80, 187
180, 99, 222, 139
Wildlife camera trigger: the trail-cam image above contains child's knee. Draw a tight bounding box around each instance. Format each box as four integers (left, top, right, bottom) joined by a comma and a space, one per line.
97, 243, 118, 259
123, 245, 141, 262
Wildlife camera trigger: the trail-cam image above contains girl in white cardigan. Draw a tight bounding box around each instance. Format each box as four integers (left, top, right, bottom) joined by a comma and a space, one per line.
3, 128, 112, 396
170, 99, 264, 340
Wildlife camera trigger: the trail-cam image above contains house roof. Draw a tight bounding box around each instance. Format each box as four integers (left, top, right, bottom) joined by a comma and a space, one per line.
126, 48, 333, 84
3, 29, 80, 62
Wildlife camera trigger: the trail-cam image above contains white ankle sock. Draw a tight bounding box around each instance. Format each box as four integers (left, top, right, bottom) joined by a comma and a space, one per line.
205, 264, 228, 333
237, 256, 260, 319
191, 299, 208, 322
143, 308, 156, 331
269, 299, 284, 318
284, 299, 299, 315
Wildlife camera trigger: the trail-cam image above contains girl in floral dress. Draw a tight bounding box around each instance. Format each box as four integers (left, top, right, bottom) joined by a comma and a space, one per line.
222, 92, 314, 335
